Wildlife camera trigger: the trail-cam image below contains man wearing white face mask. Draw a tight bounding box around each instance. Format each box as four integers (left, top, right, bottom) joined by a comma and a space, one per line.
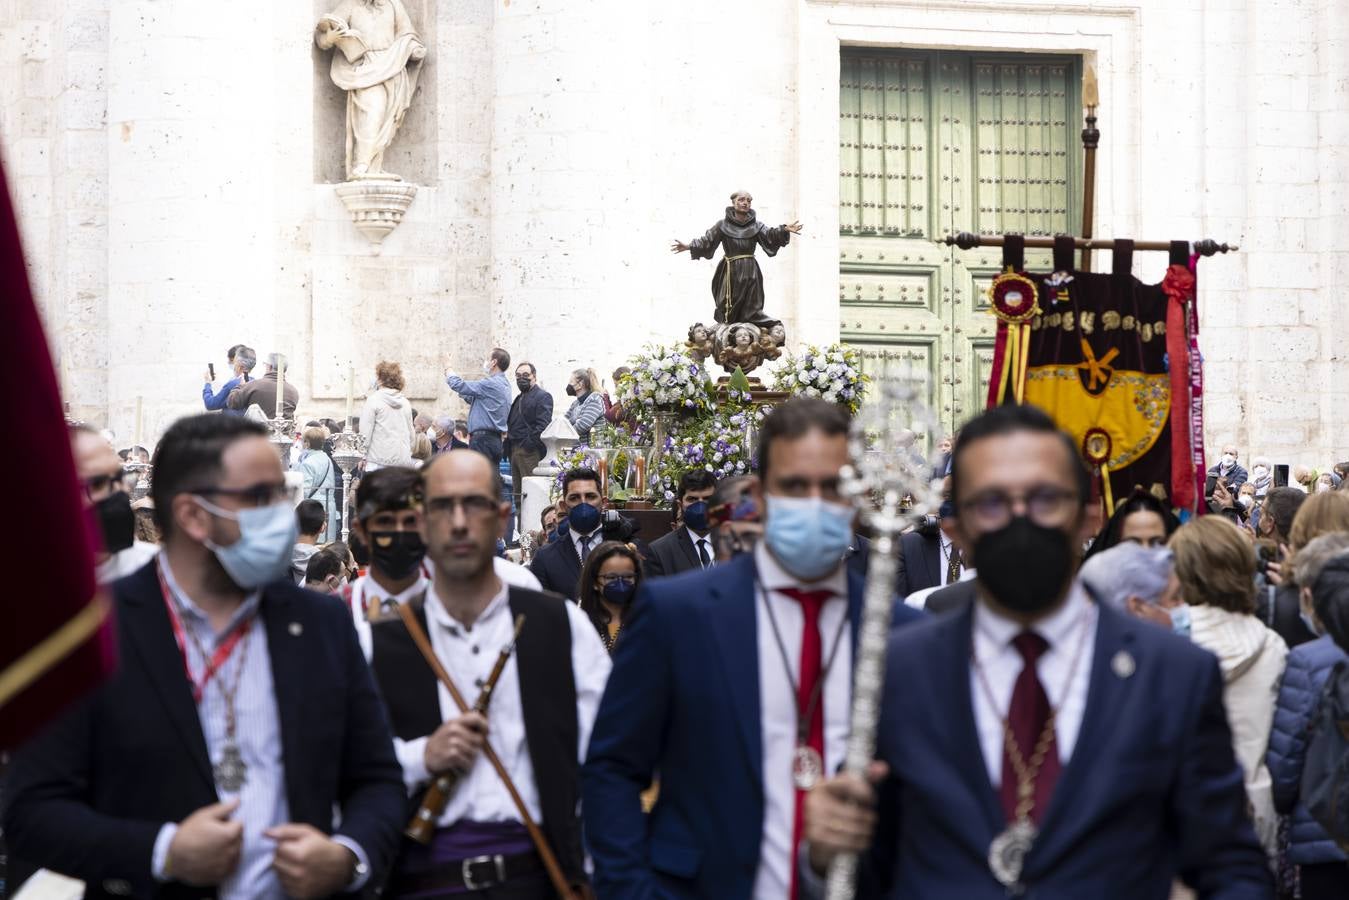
444, 347, 512, 467
4, 414, 405, 900
1206, 443, 1249, 492
582, 397, 926, 900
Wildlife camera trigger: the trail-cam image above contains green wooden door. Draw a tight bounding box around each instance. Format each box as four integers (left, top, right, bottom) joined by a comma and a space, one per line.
840, 49, 1082, 436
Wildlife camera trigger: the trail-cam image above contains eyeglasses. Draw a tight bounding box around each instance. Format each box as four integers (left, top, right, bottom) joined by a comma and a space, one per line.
958, 485, 1079, 530
424, 494, 500, 519
596, 573, 635, 586
82, 471, 126, 501
192, 482, 290, 508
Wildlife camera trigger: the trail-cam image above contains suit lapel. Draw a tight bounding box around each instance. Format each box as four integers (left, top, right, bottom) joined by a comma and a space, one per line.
1026, 605, 1137, 870
943, 604, 1005, 840
675, 529, 701, 570
923, 536, 942, 587
120, 566, 216, 792
708, 555, 763, 791
261, 588, 305, 816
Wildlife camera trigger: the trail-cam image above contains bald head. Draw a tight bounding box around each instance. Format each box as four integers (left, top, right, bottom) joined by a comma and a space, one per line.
418, 449, 508, 584
71, 427, 123, 487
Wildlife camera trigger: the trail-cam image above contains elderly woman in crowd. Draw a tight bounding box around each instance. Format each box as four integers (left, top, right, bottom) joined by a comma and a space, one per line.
1169, 515, 1288, 858
1079, 541, 1183, 633
1266, 532, 1349, 898
293, 424, 339, 539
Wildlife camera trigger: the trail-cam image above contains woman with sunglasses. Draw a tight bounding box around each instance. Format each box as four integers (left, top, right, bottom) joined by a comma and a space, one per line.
576, 541, 645, 653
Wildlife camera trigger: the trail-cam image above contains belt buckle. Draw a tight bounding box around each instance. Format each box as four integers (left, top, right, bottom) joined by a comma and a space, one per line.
462, 854, 506, 891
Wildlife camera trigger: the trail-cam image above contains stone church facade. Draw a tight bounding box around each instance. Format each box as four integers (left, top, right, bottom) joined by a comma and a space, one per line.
1, 0, 1345, 462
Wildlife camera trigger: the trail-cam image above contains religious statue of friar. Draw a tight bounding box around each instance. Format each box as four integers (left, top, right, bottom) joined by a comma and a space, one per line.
671, 191, 803, 329
315, 0, 427, 180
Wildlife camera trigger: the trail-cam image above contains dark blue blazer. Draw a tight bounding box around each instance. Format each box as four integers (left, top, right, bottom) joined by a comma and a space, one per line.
851, 600, 1273, 899
530, 531, 584, 597
581, 552, 925, 900
3, 561, 406, 900
896, 531, 941, 597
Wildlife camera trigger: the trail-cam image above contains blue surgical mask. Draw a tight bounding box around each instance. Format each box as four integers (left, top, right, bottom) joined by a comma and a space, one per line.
568, 502, 601, 535
193, 497, 299, 589
763, 495, 854, 582
683, 500, 710, 534
602, 578, 636, 605
1169, 603, 1192, 638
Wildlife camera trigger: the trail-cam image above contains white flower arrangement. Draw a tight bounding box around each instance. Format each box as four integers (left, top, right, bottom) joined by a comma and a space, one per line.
616, 344, 713, 419
773, 344, 869, 414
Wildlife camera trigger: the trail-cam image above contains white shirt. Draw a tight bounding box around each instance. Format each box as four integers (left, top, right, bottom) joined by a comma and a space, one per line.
348, 571, 429, 660
970, 581, 1098, 787
753, 544, 851, 900
95, 540, 158, 584
906, 566, 977, 610
685, 527, 713, 569
572, 528, 601, 563
494, 556, 543, 591
394, 573, 612, 825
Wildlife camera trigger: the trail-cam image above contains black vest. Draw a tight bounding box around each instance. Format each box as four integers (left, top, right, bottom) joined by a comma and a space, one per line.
369, 588, 585, 881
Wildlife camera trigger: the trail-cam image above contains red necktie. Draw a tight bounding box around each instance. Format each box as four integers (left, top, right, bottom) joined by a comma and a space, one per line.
779, 587, 832, 900
1001, 632, 1061, 824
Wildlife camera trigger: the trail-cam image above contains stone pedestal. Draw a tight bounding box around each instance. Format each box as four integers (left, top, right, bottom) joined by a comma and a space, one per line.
333, 175, 418, 252
521, 475, 555, 545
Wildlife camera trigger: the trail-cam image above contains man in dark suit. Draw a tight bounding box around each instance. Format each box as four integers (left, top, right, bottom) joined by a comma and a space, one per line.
582, 398, 925, 900
646, 469, 718, 577
803, 404, 1273, 898
3, 414, 405, 900
529, 467, 606, 597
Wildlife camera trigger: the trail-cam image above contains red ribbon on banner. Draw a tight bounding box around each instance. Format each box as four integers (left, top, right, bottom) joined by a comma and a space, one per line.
1163, 261, 1200, 512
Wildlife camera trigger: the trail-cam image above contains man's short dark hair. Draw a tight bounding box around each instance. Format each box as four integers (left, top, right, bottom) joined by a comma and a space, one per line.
949, 404, 1090, 509
516, 361, 537, 376
1262, 487, 1307, 541
152, 414, 269, 537
305, 549, 344, 584
491, 348, 511, 373
756, 397, 850, 483
227, 344, 245, 363
355, 466, 421, 523
296, 499, 326, 537
562, 468, 602, 498
678, 469, 718, 499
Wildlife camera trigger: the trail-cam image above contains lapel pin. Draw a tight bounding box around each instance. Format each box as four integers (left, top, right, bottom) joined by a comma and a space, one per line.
1111, 649, 1136, 679
288, 622, 303, 637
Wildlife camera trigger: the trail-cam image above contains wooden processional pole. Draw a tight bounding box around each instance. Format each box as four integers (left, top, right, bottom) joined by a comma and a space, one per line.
1079, 66, 1100, 272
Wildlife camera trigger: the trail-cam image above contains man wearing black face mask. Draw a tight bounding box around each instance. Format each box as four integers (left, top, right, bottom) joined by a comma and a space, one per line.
345, 466, 429, 658
802, 404, 1272, 898
530, 467, 607, 596
71, 424, 158, 582
647, 470, 718, 577
505, 361, 553, 538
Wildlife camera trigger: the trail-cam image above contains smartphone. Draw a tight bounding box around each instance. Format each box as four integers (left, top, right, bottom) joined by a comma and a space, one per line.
1204, 474, 1218, 497
208, 362, 216, 381
1254, 540, 1278, 576
1274, 464, 1290, 488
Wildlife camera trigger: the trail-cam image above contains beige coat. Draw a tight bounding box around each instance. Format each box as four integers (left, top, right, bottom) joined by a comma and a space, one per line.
360, 387, 415, 469
1187, 604, 1288, 859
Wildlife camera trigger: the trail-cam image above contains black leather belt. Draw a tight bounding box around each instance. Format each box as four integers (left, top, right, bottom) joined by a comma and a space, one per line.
471, 430, 499, 437
391, 850, 544, 894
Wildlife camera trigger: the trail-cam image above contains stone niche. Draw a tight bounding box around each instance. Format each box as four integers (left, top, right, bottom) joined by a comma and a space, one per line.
311, 0, 439, 187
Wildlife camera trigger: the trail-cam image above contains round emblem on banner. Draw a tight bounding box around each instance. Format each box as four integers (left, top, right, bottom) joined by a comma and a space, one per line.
1081, 428, 1113, 467
989, 271, 1042, 324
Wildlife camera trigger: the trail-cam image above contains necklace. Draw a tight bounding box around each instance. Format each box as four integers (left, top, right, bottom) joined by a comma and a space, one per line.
158, 562, 256, 792
757, 577, 849, 791
971, 605, 1093, 889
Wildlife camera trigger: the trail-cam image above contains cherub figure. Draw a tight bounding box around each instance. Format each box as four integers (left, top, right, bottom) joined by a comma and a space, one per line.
716, 325, 763, 373
685, 322, 714, 366
756, 330, 782, 362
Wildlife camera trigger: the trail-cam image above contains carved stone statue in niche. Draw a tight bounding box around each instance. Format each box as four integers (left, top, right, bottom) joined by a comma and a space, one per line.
315, 0, 427, 181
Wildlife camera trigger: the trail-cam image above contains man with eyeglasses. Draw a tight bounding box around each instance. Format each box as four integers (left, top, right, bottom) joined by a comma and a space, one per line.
801, 404, 1272, 898
366, 449, 610, 898
5, 413, 405, 900
70, 423, 159, 582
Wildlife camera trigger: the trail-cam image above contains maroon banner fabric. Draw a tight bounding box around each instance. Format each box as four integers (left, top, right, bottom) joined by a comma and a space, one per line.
0, 155, 116, 749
